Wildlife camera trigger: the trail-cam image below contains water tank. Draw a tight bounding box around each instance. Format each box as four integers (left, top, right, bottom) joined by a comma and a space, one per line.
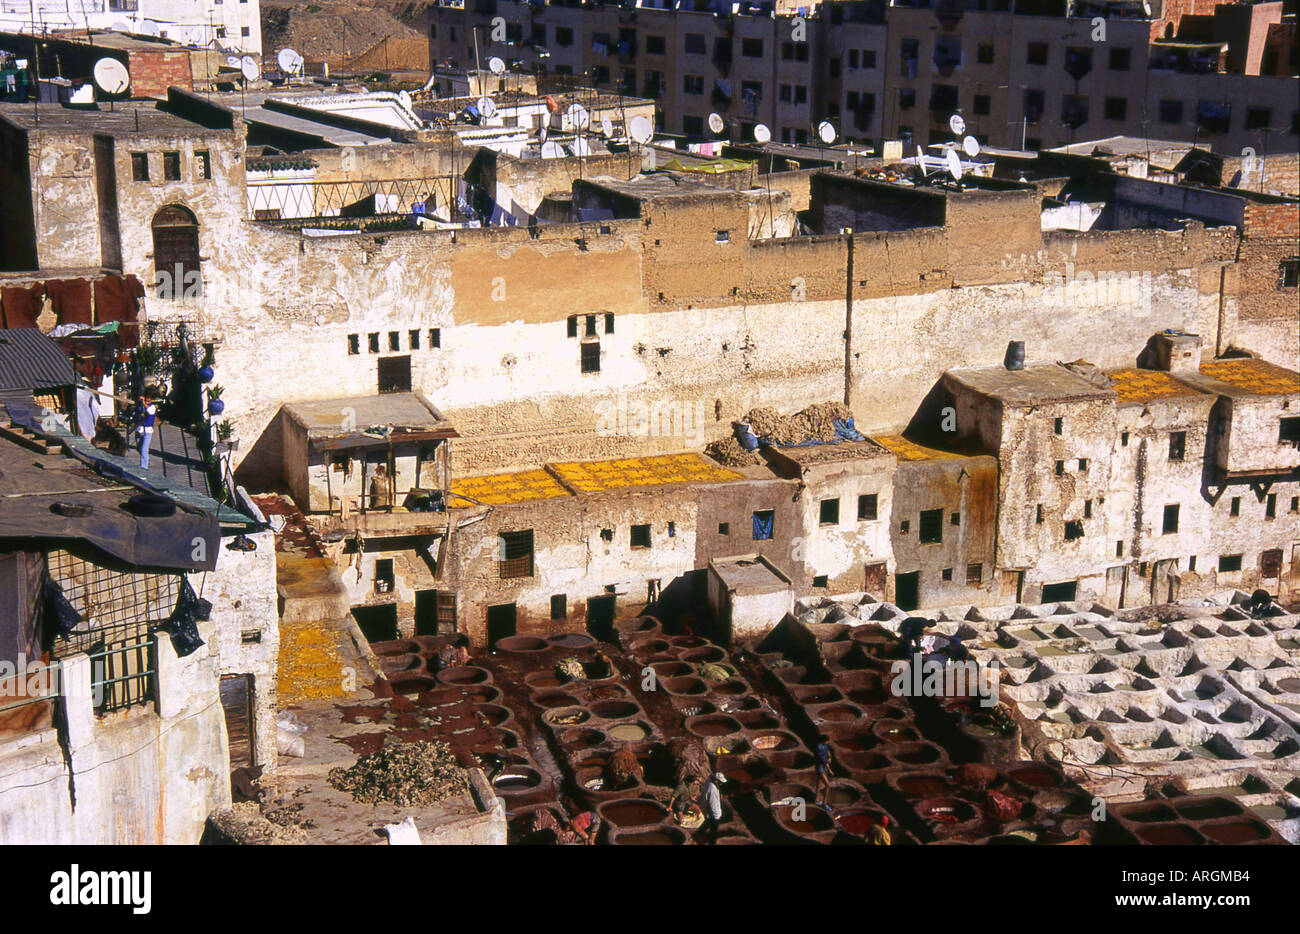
1004, 341, 1025, 371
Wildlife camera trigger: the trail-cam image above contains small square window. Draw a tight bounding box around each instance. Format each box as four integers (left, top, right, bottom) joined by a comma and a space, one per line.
899, 520, 910, 533
1078, 458, 1088, 472
347, 334, 360, 355
819, 498, 840, 526
1053, 417, 1062, 435
919, 509, 943, 544
409, 329, 420, 350
1218, 554, 1242, 573
1230, 497, 1240, 516
812, 574, 828, 588
1162, 504, 1180, 534
716, 230, 730, 243
368, 332, 380, 353
1121, 431, 1130, 446
162, 151, 181, 181
131, 152, 149, 181
949, 512, 960, 526
858, 494, 878, 521
718, 522, 730, 535
551, 594, 567, 619
1168, 431, 1185, 461
389, 331, 401, 352
977, 43, 994, 64
241, 26, 250, 36
966, 563, 982, 585
429, 328, 441, 348
1064, 520, 1084, 541
581, 340, 601, 373
1055, 461, 1064, 476
600, 528, 614, 542
1280, 415, 1300, 442
941, 567, 953, 582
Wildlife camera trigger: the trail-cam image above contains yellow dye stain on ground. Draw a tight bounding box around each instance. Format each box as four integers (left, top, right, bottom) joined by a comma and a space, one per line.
872, 434, 962, 462
1106, 368, 1206, 403
1199, 359, 1300, 397
548, 453, 744, 493
449, 468, 571, 505
274, 554, 352, 705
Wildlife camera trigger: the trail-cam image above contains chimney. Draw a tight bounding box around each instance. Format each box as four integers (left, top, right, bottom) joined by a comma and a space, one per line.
1004, 340, 1025, 371
1150, 331, 1201, 373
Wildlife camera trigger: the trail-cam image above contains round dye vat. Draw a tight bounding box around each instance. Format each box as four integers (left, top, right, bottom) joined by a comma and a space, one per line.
737, 711, 780, 731
1136, 824, 1203, 845
833, 734, 876, 753
750, 731, 799, 751
533, 691, 578, 710
372, 639, 420, 657
817, 704, 863, 723
560, 727, 606, 750
543, 706, 590, 727
630, 639, 671, 657
916, 797, 976, 825
437, 666, 491, 686
686, 714, 742, 737
590, 699, 640, 720
1201, 820, 1269, 844
680, 646, 726, 664
836, 810, 885, 835
650, 661, 692, 679
467, 686, 500, 705
793, 686, 844, 705
608, 722, 650, 742
416, 687, 464, 708
663, 677, 708, 696
547, 632, 595, 649
1276, 677, 1300, 694
379, 653, 422, 674
709, 679, 747, 697
825, 784, 864, 807
614, 828, 684, 845
388, 674, 437, 695
1120, 803, 1177, 823
1007, 765, 1061, 789
896, 775, 949, 798
890, 744, 941, 766
524, 672, 563, 690
492, 767, 542, 793
846, 687, 888, 706
873, 720, 919, 742
494, 634, 549, 653
671, 636, 708, 650
780, 808, 835, 834
600, 799, 668, 828
476, 704, 511, 727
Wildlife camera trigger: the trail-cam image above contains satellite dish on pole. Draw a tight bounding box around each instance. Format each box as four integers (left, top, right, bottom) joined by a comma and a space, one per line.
566, 103, 589, 130
707, 112, 724, 135
477, 96, 497, 118
487, 56, 506, 75
240, 56, 259, 82
753, 122, 771, 144
628, 115, 652, 144
136, 20, 159, 37
277, 47, 303, 75
948, 113, 966, 135
226, 55, 241, 69
93, 57, 130, 95
540, 141, 564, 158
945, 148, 964, 181
962, 135, 981, 158
571, 137, 592, 157
916, 145, 929, 177
817, 121, 837, 144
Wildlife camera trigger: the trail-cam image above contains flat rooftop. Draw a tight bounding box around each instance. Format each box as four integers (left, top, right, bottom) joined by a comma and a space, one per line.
767, 437, 893, 468
710, 554, 792, 593
872, 433, 966, 462
283, 393, 456, 447
0, 102, 211, 136
449, 468, 570, 506
1191, 359, 1300, 398
548, 453, 743, 494
946, 363, 1116, 406
1106, 367, 1211, 404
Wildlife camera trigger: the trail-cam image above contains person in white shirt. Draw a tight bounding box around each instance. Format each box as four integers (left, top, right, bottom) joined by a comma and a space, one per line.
137, 395, 157, 470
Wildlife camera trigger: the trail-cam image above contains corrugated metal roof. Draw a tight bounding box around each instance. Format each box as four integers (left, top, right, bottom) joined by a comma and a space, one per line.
0, 329, 75, 393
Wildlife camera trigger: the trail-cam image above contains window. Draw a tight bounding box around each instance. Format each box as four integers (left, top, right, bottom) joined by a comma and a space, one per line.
1116, 540, 1124, 557
1168, 431, 1186, 461
718, 522, 730, 535
1024, 89, 1044, 123
684, 74, 704, 95
1026, 42, 1048, 66
900, 520, 910, 533
151, 204, 201, 297
1218, 554, 1242, 573
941, 568, 953, 582
1065, 520, 1084, 541
950, 512, 960, 526
858, 494, 878, 521
551, 594, 567, 620
498, 530, 534, 579
1084, 499, 1093, 518
216, 26, 226, 38
859, 49, 876, 68
1159, 99, 1184, 124
819, 498, 840, 526
428, 328, 441, 348
600, 528, 614, 542
741, 38, 763, 58
977, 43, 994, 64
684, 33, 705, 55
567, 315, 578, 338
813, 575, 828, 589
162, 151, 181, 181
241, 26, 250, 37
604, 313, 614, 334
196, 151, 211, 179
1246, 107, 1271, 130
919, 509, 943, 544
1188, 556, 1196, 572
1078, 458, 1088, 472
1230, 496, 1240, 516
131, 152, 149, 181
1279, 261, 1299, 289
1291, 497, 1299, 513
580, 340, 601, 373
1121, 431, 1130, 446
374, 559, 394, 594
1109, 48, 1131, 71
1055, 460, 1064, 476
388, 331, 401, 352
715, 230, 731, 243
585, 314, 598, 337
556, 27, 573, 46
377, 355, 411, 394
646, 35, 665, 55
1104, 97, 1127, 121
967, 563, 982, 585
752, 510, 774, 541
1162, 504, 1180, 534
631, 524, 651, 548
973, 94, 990, 116
683, 115, 704, 136
899, 88, 916, 111
1266, 493, 1277, 519
1053, 417, 1063, 435
408, 329, 420, 350
347, 334, 360, 355
1036, 504, 1044, 524
368, 332, 380, 353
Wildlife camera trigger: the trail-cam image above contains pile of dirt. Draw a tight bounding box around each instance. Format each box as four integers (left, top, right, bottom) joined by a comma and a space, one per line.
261, 1, 424, 68
742, 402, 854, 446
329, 740, 471, 806
204, 802, 309, 845
705, 436, 762, 467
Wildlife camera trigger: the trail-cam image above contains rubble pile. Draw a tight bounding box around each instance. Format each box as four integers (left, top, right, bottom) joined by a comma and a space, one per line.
743, 402, 853, 445
704, 436, 762, 467
329, 740, 471, 806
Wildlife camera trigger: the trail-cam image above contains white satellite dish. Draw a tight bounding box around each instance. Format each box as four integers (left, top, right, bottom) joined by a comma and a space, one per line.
707, 112, 724, 135
477, 96, 496, 118
136, 20, 159, 37
540, 141, 564, 158
945, 148, 963, 180
277, 47, 303, 75
399, 89, 413, 110
240, 56, 259, 82
226, 55, 241, 69
539, 124, 548, 145
817, 121, 836, 144
753, 122, 771, 144
628, 115, 652, 144
570, 137, 592, 157
916, 145, 929, 177
600, 115, 613, 137
487, 56, 506, 75
108, 20, 131, 32
962, 135, 981, 158
566, 103, 589, 129
92, 57, 130, 95
948, 113, 966, 135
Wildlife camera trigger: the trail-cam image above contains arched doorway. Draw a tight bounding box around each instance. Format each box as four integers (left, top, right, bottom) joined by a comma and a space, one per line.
151, 204, 200, 298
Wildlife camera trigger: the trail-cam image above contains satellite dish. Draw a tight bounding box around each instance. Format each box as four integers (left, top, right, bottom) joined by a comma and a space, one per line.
277, 47, 303, 75
628, 115, 652, 144
108, 20, 131, 32
487, 56, 506, 75
399, 89, 413, 110
916, 145, 929, 177
136, 20, 159, 37
240, 56, 259, 82
540, 141, 564, 158
945, 148, 963, 180
817, 121, 836, 144
962, 135, 981, 158
226, 55, 241, 69
570, 137, 592, 157
539, 124, 548, 145
477, 95, 496, 118
752, 123, 771, 144
92, 57, 130, 95
948, 113, 966, 135
600, 115, 613, 137
566, 103, 589, 129
707, 112, 724, 135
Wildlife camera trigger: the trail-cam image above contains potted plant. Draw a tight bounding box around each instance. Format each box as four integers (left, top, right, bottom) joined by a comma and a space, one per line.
207, 384, 225, 416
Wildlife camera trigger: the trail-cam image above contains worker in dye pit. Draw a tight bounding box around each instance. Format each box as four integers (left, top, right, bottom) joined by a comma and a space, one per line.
567, 808, 601, 845
868, 816, 892, 846
670, 774, 705, 828
899, 617, 929, 659
369, 464, 393, 510
813, 733, 835, 807
699, 772, 726, 845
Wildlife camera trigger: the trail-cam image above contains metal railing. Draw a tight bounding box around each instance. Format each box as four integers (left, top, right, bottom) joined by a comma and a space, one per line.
88, 638, 156, 715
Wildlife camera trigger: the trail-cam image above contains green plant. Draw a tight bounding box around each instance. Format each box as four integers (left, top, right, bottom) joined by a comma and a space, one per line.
216, 419, 234, 441
135, 344, 161, 373
206, 384, 225, 400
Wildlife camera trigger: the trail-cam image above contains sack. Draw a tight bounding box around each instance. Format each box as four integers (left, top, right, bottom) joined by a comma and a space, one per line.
382, 817, 423, 845
276, 710, 308, 758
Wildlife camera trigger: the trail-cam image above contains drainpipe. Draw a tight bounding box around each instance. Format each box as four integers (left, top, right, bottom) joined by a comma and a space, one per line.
844, 229, 853, 407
